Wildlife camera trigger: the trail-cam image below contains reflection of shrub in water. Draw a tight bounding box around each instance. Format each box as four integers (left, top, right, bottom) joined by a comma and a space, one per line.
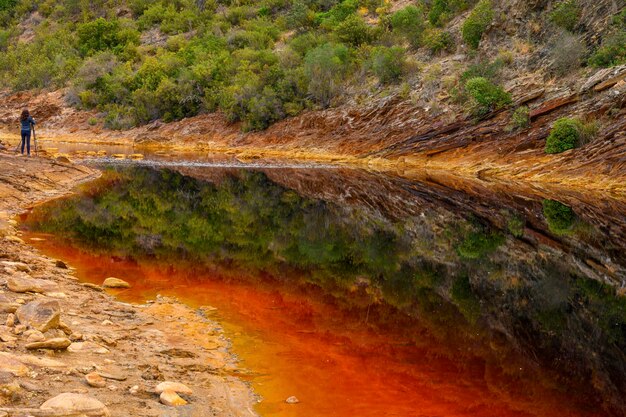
457, 229, 504, 260
542, 199, 576, 235
450, 275, 481, 324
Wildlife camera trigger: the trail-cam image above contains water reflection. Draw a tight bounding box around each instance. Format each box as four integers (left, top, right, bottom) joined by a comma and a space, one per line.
23, 166, 626, 417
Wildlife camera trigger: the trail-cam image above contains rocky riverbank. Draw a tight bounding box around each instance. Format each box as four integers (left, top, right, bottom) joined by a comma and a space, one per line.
0, 153, 257, 416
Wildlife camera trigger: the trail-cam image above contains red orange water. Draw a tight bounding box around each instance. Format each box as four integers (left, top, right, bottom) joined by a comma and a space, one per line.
25, 233, 604, 417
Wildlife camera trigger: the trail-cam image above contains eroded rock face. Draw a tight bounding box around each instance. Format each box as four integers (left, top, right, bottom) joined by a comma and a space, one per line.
39, 393, 110, 416
16, 299, 61, 332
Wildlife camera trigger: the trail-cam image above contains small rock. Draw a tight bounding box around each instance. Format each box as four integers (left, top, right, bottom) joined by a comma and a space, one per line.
160, 390, 188, 406
56, 155, 72, 164
82, 283, 103, 292
25, 330, 45, 342
129, 385, 139, 395
55, 260, 68, 269
68, 341, 109, 354
155, 381, 193, 395
16, 299, 61, 332
285, 396, 300, 404
13, 324, 26, 335
4, 236, 24, 244
85, 372, 106, 388
101, 319, 113, 326
26, 337, 71, 350
5, 313, 15, 327
39, 393, 110, 416
0, 333, 16, 343
102, 277, 131, 289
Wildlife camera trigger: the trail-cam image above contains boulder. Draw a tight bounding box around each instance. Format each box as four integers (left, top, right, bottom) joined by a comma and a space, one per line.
26, 337, 71, 350
155, 381, 193, 395
16, 299, 61, 332
40, 393, 110, 416
102, 277, 131, 289
7, 275, 59, 293
160, 390, 187, 406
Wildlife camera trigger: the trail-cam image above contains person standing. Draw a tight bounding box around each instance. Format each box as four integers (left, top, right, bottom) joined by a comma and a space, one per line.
19, 109, 35, 156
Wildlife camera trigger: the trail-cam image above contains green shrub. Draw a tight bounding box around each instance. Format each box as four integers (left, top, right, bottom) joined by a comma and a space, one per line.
316, 0, 359, 28
544, 117, 582, 154
511, 106, 530, 129
390, 5, 426, 48
304, 43, 350, 107
88, 117, 99, 126
588, 31, 626, 67
103, 104, 137, 130
370, 46, 405, 84
464, 76, 511, 116
549, 0, 580, 32
77, 18, 139, 57
549, 32, 586, 75
334, 13, 373, 46
0, 0, 16, 13
423, 28, 453, 54
542, 200, 576, 235
428, 0, 469, 27
461, 0, 493, 49
286, 0, 315, 31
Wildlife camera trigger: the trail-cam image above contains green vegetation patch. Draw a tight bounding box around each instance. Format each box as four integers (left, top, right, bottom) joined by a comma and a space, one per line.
461, 0, 493, 49
545, 117, 582, 154
542, 199, 576, 235
464, 76, 511, 116
549, 0, 581, 32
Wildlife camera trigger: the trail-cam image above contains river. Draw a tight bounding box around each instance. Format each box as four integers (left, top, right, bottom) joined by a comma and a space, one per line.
20, 160, 626, 417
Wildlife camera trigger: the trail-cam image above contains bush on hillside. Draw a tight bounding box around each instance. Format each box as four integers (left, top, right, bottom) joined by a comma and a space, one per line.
544, 117, 582, 154
588, 31, 626, 67
464, 76, 511, 116
510, 106, 530, 129
286, 0, 315, 31
390, 5, 426, 48
304, 43, 350, 107
370, 46, 405, 84
334, 13, 373, 46
77, 18, 140, 57
423, 28, 454, 54
461, 0, 493, 49
549, 0, 581, 32
549, 32, 586, 75
428, 0, 469, 27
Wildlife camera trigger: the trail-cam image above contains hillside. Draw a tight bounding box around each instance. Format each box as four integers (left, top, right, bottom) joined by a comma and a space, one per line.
0, 0, 625, 191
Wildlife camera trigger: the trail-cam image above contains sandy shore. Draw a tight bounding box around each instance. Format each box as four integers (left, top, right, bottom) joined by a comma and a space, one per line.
0, 152, 258, 416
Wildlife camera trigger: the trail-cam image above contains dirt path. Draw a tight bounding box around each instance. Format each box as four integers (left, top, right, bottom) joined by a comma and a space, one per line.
0, 153, 258, 417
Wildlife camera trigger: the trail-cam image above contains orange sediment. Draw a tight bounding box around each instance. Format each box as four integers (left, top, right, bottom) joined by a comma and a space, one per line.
25, 233, 606, 417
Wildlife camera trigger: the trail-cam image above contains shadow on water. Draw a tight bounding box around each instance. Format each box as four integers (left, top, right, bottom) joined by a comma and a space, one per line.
21, 165, 626, 417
